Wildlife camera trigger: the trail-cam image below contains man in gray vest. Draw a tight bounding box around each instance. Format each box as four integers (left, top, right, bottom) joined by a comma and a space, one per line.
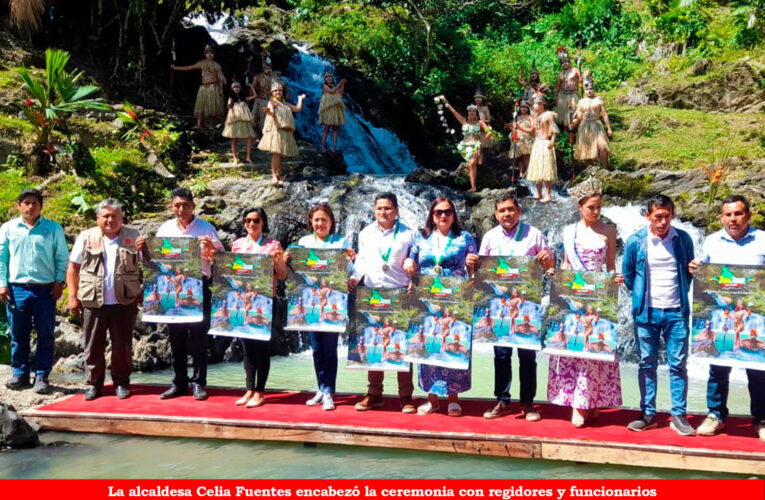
67, 199, 144, 401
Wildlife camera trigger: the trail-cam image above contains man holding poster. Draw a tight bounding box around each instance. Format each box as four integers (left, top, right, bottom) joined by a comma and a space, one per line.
152, 187, 224, 401
689, 195, 765, 440
349, 192, 417, 413
478, 194, 554, 421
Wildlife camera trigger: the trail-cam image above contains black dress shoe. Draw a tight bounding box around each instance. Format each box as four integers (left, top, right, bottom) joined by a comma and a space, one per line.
33, 374, 51, 395
84, 386, 101, 401
192, 384, 208, 401
5, 374, 31, 391
159, 385, 188, 400
115, 386, 131, 399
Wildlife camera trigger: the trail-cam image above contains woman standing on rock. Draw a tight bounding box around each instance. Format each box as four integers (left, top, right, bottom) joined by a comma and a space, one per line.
227, 207, 287, 408
172, 45, 225, 129
403, 197, 478, 417
283, 203, 355, 411
437, 95, 493, 193
518, 66, 550, 117
506, 100, 534, 178
547, 177, 623, 427
222, 81, 257, 165
319, 73, 347, 152
258, 82, 306, 185
515, 96, 558, 202
569, 73, 613, 169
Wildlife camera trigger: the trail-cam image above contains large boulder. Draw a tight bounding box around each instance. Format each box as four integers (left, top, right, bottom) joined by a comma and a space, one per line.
0, 403, 39, 449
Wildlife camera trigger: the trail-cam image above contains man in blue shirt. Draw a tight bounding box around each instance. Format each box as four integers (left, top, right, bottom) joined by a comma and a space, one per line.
0, 189, 69, 393
622, 194, 695, 436
690, 195, 765, 440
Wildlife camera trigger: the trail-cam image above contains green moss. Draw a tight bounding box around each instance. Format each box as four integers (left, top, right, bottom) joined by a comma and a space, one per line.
0, 169, 33, 218
601, 173, 654, 200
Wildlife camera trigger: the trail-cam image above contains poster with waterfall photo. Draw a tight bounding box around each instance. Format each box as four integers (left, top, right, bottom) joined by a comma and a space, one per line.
347, 288, 413, 372
404, 275, 473, 370
208, 252, 273, 341
691, 264, 765, 369
285, 248, 349, 333
142, 237, 204, 324
543, 270, 620, 362
471, 256, 545, 350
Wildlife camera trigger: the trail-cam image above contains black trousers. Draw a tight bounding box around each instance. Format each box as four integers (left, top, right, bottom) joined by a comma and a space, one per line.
167, 278, 211, 388
242, 338, 270, 391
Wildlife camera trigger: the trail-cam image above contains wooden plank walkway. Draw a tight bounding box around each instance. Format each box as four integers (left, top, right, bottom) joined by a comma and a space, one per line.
21, 385, 765, 475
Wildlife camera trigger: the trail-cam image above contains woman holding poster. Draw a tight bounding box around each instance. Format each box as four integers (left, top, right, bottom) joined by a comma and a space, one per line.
227, 207, 287, 408
547, 177, 623, 427
403, 197, 478, 417
283, 203, 355, 411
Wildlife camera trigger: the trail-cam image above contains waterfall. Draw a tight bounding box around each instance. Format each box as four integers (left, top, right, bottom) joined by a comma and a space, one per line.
282, 46, 418, 175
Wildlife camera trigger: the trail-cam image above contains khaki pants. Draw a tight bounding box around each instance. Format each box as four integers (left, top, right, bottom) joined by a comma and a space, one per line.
83, 303, 138, 387
367, 366, 413, 397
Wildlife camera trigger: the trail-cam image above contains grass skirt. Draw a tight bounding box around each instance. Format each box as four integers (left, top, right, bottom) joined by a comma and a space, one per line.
258, 109, 298, 157
222, 102, 257, 139
574, 120, 609, 160
555, 92, 579, 128
526, 140, 558, 182
318, 93, 346, 126
194, 85, 224, 118
508, 132, 533, 158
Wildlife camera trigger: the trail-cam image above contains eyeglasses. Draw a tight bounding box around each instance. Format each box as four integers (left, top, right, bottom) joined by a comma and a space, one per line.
244, 218, 262, 225
433, 209, 455, 217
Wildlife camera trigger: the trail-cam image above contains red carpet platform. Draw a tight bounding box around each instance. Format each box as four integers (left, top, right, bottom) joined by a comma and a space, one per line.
22, 385, 765, 475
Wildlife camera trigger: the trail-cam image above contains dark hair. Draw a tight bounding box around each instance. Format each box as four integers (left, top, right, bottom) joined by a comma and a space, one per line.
18, 188, 43, 206
422, 197, 462, 238
494, 193, 521, 211
644, 194, 674, 215
721, 194, 750, 212
307, 203, 336, 235
171, 187, 194, 204
374, 192, 398, 210
241, 207, 270, 234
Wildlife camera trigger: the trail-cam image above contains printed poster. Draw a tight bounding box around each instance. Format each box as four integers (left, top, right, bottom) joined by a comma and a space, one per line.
404, 275, 473, 370
691, 264, 765, 369
543, 270, 620, 362
285, 248, 349, 332
209, 252, 274, 340
347, 287, 413, 372
472, 256, 545, 350
142, 237, 204, 323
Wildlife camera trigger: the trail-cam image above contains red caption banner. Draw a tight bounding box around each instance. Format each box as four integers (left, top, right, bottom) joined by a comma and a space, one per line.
0, 480, 762, 500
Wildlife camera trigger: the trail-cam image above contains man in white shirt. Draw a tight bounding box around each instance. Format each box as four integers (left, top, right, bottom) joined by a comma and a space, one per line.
622, 194, 695, 436
349, 193, 416, 413
690, 195, 765, 440
67, 199, 144, 401
478, 194, 554, 421
147, 187, 224, 401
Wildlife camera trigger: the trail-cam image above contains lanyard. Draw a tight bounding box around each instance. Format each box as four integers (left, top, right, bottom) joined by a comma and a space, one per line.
250, 234, 265, 251
501, 221, 524, 256
571, 223, 589, 270
378, 220, 400, 263
313, 232, 331, 249
434, 231, 455, 265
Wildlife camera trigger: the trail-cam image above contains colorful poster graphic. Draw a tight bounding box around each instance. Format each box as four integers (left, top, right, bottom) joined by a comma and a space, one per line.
348, 287, 413, 372
544, 270, 619, 362
404, 275, 473, 370
691, 264, 765, 369
209, 252, 274, 340
472, 256, 545, 350
142, 237, 203, 323
285, 248, 350, 332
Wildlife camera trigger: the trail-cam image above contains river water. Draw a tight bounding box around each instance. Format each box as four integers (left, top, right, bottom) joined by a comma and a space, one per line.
1, 24, 758, 479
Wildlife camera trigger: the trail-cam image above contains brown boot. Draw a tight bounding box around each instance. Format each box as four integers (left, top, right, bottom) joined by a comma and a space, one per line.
400, 396, 416, 414
355, 394, 384, 411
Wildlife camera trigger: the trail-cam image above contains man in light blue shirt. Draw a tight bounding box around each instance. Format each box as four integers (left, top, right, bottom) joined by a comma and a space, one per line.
0, 189, 68, 393
690, 195, 765, 441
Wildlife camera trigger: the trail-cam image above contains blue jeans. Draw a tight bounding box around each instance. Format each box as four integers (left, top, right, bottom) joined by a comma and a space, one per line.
635, 307, 689, 417
707, 365, 765, 424
309, 331, 339, 394
7, 284, 56, 377
493, 346, 536, 404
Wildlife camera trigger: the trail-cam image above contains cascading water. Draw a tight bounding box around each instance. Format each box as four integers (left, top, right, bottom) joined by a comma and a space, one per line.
282, 46, 418, 175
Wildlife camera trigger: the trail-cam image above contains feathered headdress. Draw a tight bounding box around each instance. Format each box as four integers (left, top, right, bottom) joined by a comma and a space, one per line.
204, 44, 215, 55
556, 46, 570, 64
474, 86, 485, 99
530, 61, 539, 76
583, 69, 594, 88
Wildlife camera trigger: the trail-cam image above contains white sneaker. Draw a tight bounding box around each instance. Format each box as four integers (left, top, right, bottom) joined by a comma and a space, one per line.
306, 391, 324, 406
322, 393, 335, 411
696, 413, 725, 436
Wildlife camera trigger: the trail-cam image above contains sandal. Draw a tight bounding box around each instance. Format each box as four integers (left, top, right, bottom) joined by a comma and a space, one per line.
447, 402, 462, 417
417, 402, 439, 415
